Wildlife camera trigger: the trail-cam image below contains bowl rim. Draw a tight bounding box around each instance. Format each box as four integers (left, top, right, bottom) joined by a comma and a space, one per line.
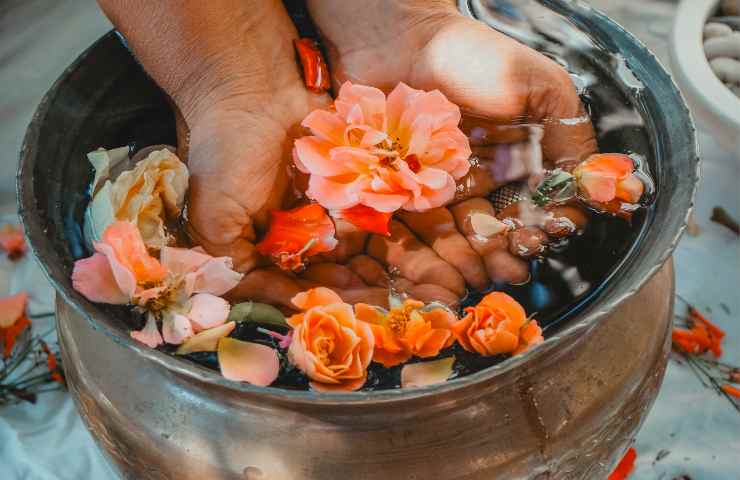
19, 1, 699, 405
670, 0, 740, 138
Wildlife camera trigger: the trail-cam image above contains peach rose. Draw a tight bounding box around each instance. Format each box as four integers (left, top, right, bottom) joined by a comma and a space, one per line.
355, 299, 457, 368
452, 292, 543, 356
574, 153, 644, 204
294, 81, 472, 214
287, 288, 374, 392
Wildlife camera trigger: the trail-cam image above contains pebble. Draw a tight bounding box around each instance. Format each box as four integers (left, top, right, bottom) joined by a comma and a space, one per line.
704, 32, 740, 59
709, 57, 740, 84
704, 22, 733, 40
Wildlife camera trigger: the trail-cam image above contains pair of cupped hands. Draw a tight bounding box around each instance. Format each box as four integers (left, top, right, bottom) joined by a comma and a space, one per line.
101, 0, 597, 309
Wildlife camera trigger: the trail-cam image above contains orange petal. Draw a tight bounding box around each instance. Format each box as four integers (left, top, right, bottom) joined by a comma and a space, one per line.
187, 293, 230, 332
256, 204, 338, 271
0, 292, 28, 328
294, 38, 330, 93
2, 314, 30, 358
608, 447, 637, 480
292, 287, 345, 311
451, 313, 476, 353
615, 174, 644, 203
580, 154, 634, 178
479, 292, 527, 325
101, 221, 167, 283
0, 224, 26, 259
333, 204, 392, 236
218, 337, 279, 387
401, 357, 454, 388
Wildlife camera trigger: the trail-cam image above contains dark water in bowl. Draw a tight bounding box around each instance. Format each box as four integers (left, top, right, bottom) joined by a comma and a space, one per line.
64, 20, 655, 391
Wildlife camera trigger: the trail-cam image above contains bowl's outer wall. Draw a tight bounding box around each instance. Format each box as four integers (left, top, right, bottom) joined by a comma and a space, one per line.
57, 264, 674, 479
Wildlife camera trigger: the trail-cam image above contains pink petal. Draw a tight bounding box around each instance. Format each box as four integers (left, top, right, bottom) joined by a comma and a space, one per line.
335, 100, 365, 125
192, 257, 242, 296
301, 109, 346, 145
176, 321, 235, 354
94, 242, 137, 299
72, 253, 129, 304
386, 82, 423, 134
405, 115, 433, 158
336, 81, 387, 130
160, 246, 210, 277
162, 311, 195, 345
130, 313, 164, 348
401, 357, 455, 388
0, 292, 28, 328
403, 175, 457, 212
400, 90, 461, 134
415, 167, 449, 190
187, 293, 230, 332
306, 175, 363, 210
359, 190, 410, 213
295, 136, 352, 177
329, 146, 379, 173
218, 338, 279, 387
579, 171, 617, 203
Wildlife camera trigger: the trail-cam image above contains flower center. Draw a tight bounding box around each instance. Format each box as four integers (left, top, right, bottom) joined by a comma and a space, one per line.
315, 336, 335, 364
387, 304, 416, 334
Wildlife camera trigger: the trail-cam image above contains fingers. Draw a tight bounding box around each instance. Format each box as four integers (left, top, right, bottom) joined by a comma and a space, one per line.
397, 208, 489, 291
346, 255, 389, 287
314, 218, 368, 263
507, 227, 548, 258
542, 204, 589, 237
227, 268, 303, 309
402, 284, 460, 307
367, 220, 467, 296
302, 263, 366, 289
450, 198, 529, 284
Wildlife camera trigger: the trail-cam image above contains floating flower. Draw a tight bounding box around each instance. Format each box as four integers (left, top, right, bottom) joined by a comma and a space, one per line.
294, 81, 472, 214
257, 204, 338, 271
0, 224, 26, 260
85, 147, 188, 250
355, 298, 457, 368
218, 337, 280, 387
332, 204, 392, 236
0, 292, 31, 358
574, 153, 644, 204
287, 287, 374, 392
452, 292, 543, 356
401, 357, 455, 388
131, 246, 243, 346
72, 221, 167, 305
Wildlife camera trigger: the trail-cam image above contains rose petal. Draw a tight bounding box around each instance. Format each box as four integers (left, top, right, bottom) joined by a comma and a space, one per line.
401, 357, 455, 388
386, 82, 423, 134
160, 246, 211, 277
192, 257, 243, 296
295, 136, 353, 177
336, 81, 387, 130
187, 293, 230, 332
333, 205, 392, 236
130, 313, 164, 348
306, 175, 363, 210
162, 311, 195, 345
578, 171, 617, 203
291, 287, 344, 311
0, 292, 28, 328
301, 109, 347, 145
176, 321, 235, 354
72, 253, 129, 304
218, 337, 279, 386
93, 243, 137, 299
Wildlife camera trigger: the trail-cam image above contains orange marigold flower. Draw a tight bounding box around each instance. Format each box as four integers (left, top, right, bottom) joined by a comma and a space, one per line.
0, 292, 31, 358
452, 292, 542, 356
608, 447, 636, 480
0, 224, 26, 260
574, 153, 644, 204
257, 204, 338, 271
294, 38, 330, 93
355, 298, 457, 368
333, 204, 393, 236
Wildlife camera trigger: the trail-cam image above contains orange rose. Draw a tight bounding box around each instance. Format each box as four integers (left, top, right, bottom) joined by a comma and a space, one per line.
452, 292, 543, 356
287, 288, 374, 392
355, 299, 457, 368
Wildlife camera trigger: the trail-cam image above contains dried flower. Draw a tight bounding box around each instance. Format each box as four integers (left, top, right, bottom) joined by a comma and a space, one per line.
294, 38, 330, 93
0, 224, 26, 260
574, 153, 644, 204
0, 292, 31, 358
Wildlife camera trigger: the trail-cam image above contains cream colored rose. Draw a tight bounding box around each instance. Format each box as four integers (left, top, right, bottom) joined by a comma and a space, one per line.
85, 146, 188, 250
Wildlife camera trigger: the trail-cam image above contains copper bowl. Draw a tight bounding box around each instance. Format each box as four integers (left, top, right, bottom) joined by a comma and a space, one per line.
19, 1, 697, 478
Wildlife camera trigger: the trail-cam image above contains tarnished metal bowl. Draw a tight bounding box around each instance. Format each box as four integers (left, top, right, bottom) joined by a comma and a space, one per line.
19, 1, 697, 479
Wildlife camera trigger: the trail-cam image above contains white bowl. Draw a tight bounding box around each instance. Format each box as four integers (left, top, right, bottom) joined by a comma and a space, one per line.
670, 0, 740, 154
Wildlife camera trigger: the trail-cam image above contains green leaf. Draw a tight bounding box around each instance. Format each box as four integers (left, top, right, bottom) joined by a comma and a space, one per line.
227, 302, 286, 327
